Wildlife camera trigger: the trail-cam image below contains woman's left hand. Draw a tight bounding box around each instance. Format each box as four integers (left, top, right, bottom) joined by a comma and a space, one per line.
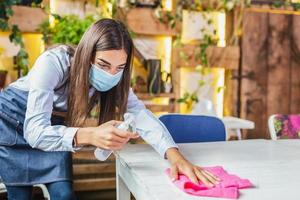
166, 148, 220, 187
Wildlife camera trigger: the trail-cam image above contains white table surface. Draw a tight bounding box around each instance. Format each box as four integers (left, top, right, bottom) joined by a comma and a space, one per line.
116, 139, 300, 200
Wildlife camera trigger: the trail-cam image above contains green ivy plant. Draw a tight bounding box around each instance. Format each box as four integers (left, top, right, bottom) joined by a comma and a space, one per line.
38, 0, 121, 46
271, 0, 300, 10
39, 14, 97, 46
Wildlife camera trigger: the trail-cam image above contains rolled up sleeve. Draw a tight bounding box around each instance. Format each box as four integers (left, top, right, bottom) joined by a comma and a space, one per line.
127, 89, 178, 158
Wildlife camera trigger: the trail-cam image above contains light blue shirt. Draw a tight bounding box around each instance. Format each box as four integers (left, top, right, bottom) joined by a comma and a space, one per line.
9, 46, 178, 157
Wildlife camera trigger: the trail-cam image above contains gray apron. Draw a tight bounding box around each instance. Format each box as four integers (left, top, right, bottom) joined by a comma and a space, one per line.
0, 86, 72, 186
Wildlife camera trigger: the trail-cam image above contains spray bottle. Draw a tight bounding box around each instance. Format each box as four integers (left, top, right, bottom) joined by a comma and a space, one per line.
94, 113, 136, 161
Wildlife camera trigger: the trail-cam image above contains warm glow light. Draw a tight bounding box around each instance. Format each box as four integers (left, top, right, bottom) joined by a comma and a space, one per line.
49, 0, 56, 27
162, 37, 172, 74
217, 12, 226, 47
23, 34, 44, 68
180, 67, 225, 117
107, 2, 113, 18
181, 11, 226, 45
214, 68, 225, 117
162, 0, 173, 11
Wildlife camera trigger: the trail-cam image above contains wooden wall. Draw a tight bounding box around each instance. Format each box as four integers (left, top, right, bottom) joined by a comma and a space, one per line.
241, 9, 300, 139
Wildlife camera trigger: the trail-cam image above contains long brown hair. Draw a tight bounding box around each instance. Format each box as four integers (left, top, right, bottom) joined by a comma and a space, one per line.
67, 18, 133, 127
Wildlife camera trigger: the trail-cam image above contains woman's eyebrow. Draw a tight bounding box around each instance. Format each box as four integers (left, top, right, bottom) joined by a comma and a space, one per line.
118, 63, 126, 67
97, 58, 111, 65
97, 58, 126, 67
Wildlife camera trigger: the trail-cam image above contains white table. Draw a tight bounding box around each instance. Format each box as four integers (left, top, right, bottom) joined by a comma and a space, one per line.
116, 139, 300, 200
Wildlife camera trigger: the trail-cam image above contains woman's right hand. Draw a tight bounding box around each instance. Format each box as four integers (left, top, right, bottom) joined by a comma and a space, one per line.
75, 120, 139, 150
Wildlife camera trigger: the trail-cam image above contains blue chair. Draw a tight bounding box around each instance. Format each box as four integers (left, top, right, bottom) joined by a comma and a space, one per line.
159, 114, 226, 143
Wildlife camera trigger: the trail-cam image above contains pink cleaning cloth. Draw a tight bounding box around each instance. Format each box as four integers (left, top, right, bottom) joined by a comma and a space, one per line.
165, 166, 253, 199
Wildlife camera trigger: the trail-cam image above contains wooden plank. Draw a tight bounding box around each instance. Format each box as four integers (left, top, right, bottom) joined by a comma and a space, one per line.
225, 10, 234, 45
8, 6, 48, 33
172, 44, 200, 68
73, 163, 116, 175
223, 69, 239, 116
73, 148, 115, 162
136, 92, 176, 100
117, 8, 177, 36
267, 14, 291, 118
144, 104, 174, 112
290, 15, 300, 114
246, 6, 300, 16
241, 10, 269, 139
173, 45, 240, 70
73, 178, 116, 191
207, 46, 240, 69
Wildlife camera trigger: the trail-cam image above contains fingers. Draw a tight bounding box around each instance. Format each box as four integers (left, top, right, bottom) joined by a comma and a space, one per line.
185, 169, 199, 185
194, 167, 220, 187
201, 170, 219, 185
113, 127, 139, 139
104, 120, 140, 139
170, 165, 179, 181
201, 168, 221, 182
194, 169, 213, 187
105, 132, 129, 144
103, 140, 125, 151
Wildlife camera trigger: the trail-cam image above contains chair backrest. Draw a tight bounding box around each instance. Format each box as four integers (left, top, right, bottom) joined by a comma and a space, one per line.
268, 114, 300, 140
159, 114, 226, 143
0, 178, 6, 194
268, 115, 277, 140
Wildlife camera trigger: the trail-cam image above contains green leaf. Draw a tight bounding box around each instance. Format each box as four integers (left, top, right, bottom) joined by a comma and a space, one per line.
177, 98, 187, 103
198, 79, 206, 87
217, 86, 225, 93
190, 92, 198, 102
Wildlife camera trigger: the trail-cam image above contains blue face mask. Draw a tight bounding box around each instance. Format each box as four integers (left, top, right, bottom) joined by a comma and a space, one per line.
89, 64, 124, 92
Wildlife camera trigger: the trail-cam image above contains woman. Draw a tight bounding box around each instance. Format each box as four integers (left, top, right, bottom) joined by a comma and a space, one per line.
0, 19, 219, 199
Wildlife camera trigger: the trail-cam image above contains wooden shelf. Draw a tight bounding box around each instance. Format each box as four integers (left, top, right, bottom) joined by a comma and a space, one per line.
246, 5, 300, 16
73, 163, 116, 175
117, 8, 177, 36
74, 178, 116, 191
144, 104, 175, 112
136, 92, 176, 100
173, 45, 240, 70
9, 6, 48, 33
